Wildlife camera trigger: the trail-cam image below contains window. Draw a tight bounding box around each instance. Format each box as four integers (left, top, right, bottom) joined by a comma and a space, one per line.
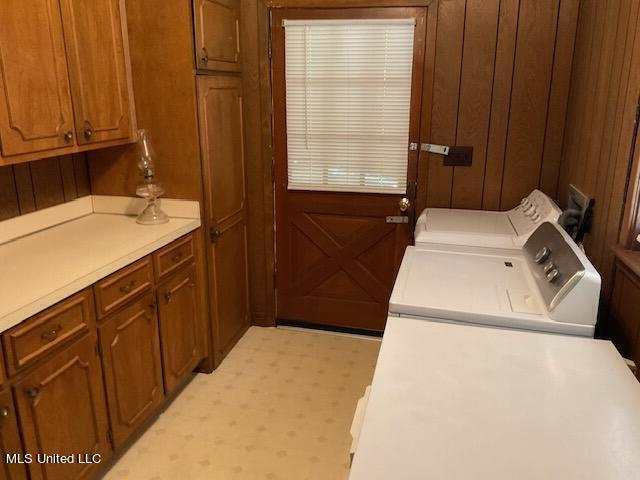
283, 19, 415, 194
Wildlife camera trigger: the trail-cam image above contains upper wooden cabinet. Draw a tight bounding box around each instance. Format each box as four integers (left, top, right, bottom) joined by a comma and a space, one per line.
59, 0, 133, 145
193, 0, 241, 72
0, 0, 136, 165
0, 0, 76, 157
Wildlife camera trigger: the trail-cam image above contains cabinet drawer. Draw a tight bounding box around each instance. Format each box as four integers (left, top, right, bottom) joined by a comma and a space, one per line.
2, 289, 95, 375
153, 234, 195, 280
94, 257, 154, 318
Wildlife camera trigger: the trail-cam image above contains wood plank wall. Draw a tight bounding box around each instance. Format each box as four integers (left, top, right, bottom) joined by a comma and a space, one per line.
241, 0, 579, 325
419, 0, 578, 212
558, 0, 640, 295
0, 155, 90, 221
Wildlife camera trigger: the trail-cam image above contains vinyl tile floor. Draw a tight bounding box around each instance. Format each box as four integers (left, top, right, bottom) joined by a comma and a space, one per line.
103, 326, 381, 480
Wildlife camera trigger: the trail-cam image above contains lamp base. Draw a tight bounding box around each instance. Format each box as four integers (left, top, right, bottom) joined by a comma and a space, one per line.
135, 183, 169, 225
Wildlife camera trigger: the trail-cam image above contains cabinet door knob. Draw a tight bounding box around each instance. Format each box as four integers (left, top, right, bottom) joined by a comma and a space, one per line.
200, 47, 209, 64
120, 280, 136, 293
26, 386, 41, 399
41, 324, 63, 342
0, 407, 9, 417
171, 252, 183, 262
84, 128, 93, 140
164, 291, 173, 303
63, 130, 73, 142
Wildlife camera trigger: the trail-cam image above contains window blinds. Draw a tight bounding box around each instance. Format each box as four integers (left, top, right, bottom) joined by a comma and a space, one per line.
283, 19, 415, 194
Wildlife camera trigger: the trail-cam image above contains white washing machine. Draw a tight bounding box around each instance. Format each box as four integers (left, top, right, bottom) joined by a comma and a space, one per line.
414, 189, 562, 250
391, 222, 601, 337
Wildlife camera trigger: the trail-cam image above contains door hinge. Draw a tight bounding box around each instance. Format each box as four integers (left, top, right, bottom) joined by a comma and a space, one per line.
209, 227, 221, 244
95, 340, 101, 357
268, 11, 273, 59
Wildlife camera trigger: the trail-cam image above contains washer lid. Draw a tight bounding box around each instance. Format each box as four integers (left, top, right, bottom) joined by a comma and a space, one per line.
389, 246, 543, 318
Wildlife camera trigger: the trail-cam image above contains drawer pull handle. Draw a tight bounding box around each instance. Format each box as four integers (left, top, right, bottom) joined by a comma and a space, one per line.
164, 292, 173, 303
41, 324, 62, 342
120, 280, 136, 293
171, 252, 183, 262
0, 407, 9, 417
26, 387, 40, 399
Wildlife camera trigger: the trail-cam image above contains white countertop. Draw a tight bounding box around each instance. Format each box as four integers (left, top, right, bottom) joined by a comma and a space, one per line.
0, 197, 200, 332
349, 317, 640, 480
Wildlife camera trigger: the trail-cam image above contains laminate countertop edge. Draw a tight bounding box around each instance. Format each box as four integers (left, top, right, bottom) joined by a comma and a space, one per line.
614, 247, 640, 279
0, 214, 201, 333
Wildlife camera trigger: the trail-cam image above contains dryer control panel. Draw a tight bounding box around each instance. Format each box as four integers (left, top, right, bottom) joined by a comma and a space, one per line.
523, 222, 600, 328
507, 189, 562, 236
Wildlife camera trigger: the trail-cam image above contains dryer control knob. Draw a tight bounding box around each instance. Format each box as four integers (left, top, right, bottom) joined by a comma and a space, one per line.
546, 268, 561, 283
534, 246, 551, 264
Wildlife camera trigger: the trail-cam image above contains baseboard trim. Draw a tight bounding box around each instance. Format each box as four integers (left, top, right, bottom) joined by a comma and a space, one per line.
276, 319, 383, 338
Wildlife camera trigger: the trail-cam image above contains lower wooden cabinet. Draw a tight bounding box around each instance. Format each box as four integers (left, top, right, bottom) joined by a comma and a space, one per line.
0, 390, 27, 480
13, 334, 111, 480
157, 263, 204, 393
99, 293, 164, 448
610, 258, 640, 379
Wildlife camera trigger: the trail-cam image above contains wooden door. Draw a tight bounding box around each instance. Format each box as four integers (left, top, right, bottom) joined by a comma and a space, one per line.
193, 0, 241, 72
99, 294, 164, 448
59, 0, 132, 145
0, 0, 76, 156
14, 334, 111, 480
0, 390, 27, 480
197, 75, 250, 360
157, 264, 204, 394
271, 8, 426, 331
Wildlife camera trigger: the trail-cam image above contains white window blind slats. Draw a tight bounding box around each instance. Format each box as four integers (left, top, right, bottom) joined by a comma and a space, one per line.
284, 19, 415, 194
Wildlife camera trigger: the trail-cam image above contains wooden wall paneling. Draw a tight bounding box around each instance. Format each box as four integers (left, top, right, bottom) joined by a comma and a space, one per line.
59, 156, 78, 201
499, 0, 560, 209
73, 154, 91, 197
481, 0, 519, 210
424, 0, 465, 208
539, 0, 579, 199
415, 2, 438, 214
241, 0, 271, 326
28, 158, 65, 210
588, 1, 637, 277
0, 165, 19, 220
558, 0, 640, 298
558, 1, 600, 204
0, 155, 90, 220
259, 0, 277, 326
450, 0, 499, 209
88, 0, 203, 201
12, 164, 36, 214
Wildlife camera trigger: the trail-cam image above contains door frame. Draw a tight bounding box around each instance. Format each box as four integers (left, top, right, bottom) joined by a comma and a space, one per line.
244, 0, 438, 327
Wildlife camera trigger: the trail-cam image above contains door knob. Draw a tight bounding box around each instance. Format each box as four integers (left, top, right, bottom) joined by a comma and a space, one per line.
84, 128, 93, 140
399, 197, 411, 212
63, 130, 73, 142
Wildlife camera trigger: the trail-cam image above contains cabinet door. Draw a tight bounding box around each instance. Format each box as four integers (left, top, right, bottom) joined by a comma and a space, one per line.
14, 334, 111, 480
58, 0, 133, 145
157, 264, 204, 394
0, 390, 27, 480
99, 294, 164, 448
197, 75, 250, 361
0, 0, 76, 157
193, 0, 241, 72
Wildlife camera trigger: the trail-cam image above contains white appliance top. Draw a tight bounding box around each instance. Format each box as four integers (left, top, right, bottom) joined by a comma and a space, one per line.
415, 189, 561, 249
349, 317, 640, 480
391, 222, 600, 336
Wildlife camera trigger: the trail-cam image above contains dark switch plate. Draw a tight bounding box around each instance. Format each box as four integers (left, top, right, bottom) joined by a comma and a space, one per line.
444, 146, 473, 166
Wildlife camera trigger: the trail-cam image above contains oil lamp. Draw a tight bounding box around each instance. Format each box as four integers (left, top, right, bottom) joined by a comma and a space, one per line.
135, 129, 169, 225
